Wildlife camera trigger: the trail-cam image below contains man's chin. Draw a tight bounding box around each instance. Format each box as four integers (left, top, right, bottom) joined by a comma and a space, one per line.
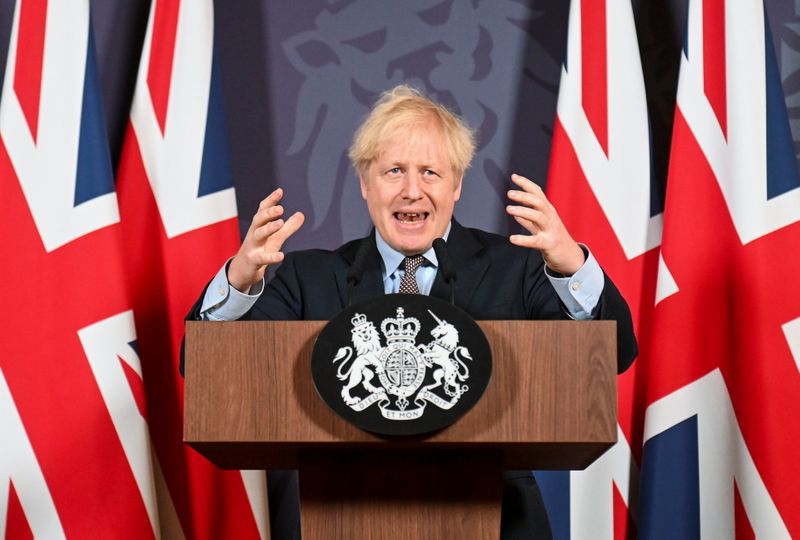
388, 235, 433, 256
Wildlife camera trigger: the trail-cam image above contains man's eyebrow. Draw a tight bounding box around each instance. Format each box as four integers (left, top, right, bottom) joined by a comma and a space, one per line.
383, 158, 406, 167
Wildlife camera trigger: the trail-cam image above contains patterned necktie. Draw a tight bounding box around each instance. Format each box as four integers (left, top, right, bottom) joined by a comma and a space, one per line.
398, 255, 425, 294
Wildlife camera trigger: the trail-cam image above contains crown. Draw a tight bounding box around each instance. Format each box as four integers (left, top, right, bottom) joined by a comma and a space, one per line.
381, 308, 420, 343
351, 313, 369, 328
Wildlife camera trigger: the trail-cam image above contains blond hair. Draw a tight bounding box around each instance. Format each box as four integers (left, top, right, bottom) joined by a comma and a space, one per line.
348, 85, 476, 179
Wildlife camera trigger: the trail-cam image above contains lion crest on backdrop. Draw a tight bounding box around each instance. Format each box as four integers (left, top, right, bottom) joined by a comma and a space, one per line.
278, 0, 566, 243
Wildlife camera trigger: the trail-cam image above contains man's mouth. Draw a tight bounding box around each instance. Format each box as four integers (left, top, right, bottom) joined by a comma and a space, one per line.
394, 212, 429, 223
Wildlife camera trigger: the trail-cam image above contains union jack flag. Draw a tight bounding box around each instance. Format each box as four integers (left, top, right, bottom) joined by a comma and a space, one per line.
544, 0, 660, 538
0, 0, 157, 537
116, 0, 267, 538
0, 0, 267, 537
639, 0, 798, 537
547, 0, 800, 537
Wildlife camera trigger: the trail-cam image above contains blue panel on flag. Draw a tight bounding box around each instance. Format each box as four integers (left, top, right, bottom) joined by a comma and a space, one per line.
198, 43, 234, 197
534, 470, 570, 540
764, 13, 800, 200
639, 415, 700, 540
74, 25, 114, 206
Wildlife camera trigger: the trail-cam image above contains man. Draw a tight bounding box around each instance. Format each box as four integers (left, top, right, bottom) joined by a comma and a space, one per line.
189, 85, 636, 538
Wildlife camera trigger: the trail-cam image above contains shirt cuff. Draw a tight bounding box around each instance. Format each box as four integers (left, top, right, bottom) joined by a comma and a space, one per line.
200, 259, 264, 321
544, 245, 603, 320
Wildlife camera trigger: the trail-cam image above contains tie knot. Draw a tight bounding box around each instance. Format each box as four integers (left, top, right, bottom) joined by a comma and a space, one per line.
403, 255, 425, 273
399, 255, 425, 294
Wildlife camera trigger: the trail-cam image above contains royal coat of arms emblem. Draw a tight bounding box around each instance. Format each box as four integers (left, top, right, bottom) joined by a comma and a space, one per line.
332, 307, 472, 420
311, 295, 492, 436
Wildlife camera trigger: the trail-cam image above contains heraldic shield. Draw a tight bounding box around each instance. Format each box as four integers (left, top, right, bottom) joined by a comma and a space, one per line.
312, 295, 492, 436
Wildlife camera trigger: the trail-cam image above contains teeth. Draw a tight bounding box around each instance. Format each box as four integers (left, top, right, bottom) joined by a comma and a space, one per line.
396, 212, 424, 222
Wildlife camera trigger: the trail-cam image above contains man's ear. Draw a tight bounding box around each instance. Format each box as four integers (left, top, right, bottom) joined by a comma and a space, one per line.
359, 174, 368, 200
454, 176, 463, 202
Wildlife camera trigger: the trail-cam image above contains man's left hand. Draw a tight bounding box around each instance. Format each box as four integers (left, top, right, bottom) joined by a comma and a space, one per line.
505, 173, 585, 276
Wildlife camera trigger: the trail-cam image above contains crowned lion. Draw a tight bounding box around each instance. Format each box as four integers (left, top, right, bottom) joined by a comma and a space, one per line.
333, 313, 384, 405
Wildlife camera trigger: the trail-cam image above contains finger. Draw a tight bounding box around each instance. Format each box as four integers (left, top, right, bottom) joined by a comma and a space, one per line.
507, 189, 547, 210
509, 229, 542, 249
506, 205, 547, 229
252, 218, 285, 243
251, 204, 285, 229
509, 234, 536, 249
267, 211, 305, 249
248, 188, 285, 230
511, 214, 540, 237
249, 205, 284, 238
510, 174, 545, 195
258, 188, 284, 210
509, 215, 547, 247
249, 249, 285, 268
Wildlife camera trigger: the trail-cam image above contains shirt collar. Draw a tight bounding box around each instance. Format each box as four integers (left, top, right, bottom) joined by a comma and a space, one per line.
374, 222, 452, 277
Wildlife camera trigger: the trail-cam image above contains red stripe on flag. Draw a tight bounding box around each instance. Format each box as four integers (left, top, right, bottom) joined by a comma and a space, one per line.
581, 0, 609, 156
0, 139, 156, 539
4, 481, 34, 540
703, 0, 727, 138
13, 0, 48, 142
147, 0, 181, 135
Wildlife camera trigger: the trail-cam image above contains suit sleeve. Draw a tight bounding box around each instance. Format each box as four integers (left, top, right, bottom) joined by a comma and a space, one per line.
183, 255, 303, 321
250, 254, 305, 320
594, 273, 638, 373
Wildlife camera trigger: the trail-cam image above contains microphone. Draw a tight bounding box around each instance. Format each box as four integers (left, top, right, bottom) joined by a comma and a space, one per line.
432, 238, 457, 305
346, 238, 372, 306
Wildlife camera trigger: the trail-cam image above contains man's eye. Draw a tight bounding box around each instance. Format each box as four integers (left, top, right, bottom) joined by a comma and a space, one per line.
387, 167, 401, 174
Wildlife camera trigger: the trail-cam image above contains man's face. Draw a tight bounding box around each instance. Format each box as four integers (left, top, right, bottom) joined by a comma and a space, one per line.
360, 122, 462, 255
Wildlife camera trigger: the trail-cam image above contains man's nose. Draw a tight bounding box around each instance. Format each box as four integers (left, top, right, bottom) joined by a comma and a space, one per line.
401, 172, 422, 199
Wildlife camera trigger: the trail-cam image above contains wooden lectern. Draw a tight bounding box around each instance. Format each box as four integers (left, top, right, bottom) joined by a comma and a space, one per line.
184, 320, 617, 539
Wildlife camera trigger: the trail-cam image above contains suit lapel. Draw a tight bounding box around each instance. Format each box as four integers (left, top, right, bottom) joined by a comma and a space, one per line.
335, 231, 385, 307
430, 220, 489, 310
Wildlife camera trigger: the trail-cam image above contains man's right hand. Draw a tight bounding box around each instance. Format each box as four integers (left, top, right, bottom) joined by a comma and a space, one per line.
227, 188, 305, 292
